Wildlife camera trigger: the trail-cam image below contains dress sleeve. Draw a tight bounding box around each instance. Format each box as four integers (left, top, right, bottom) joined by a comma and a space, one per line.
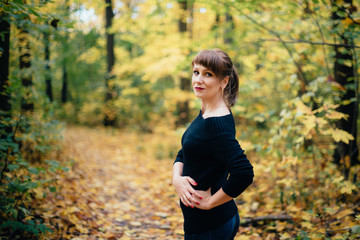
174, 148, 184, 164
211, 134, 254, 198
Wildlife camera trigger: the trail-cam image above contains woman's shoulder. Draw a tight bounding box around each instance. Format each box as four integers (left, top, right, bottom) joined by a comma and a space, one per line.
203, 112, 236, 138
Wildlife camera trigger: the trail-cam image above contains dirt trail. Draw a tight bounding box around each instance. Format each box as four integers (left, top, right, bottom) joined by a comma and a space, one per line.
40, 126, 183, 239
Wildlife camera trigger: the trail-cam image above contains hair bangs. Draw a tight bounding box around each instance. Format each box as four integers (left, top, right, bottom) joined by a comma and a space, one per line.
192, 50, 223, 77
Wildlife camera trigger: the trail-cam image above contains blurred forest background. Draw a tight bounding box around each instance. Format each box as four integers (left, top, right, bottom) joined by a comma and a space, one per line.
1, 0, 360, 239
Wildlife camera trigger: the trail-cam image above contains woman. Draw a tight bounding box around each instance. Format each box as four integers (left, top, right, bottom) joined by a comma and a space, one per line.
173, 49, 254, 240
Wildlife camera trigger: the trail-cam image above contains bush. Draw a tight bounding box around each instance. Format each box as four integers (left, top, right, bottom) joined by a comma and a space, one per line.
0, 113, 67, 239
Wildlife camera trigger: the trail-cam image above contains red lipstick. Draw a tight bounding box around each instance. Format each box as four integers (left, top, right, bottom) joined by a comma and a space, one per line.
195, 87, 204, 91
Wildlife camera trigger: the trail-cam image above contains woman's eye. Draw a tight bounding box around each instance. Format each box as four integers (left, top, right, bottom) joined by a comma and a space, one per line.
206, 72, 213, 77
193, 70, 199, 75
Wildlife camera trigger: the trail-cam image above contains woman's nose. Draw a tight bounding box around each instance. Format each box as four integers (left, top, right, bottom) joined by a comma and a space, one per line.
194, 74, 203, 83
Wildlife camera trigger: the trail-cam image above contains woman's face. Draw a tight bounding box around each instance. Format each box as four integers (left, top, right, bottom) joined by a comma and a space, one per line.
192, 64, 225, 101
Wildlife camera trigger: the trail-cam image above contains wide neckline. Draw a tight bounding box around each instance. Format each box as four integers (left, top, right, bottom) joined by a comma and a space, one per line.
199, 109, 232, 120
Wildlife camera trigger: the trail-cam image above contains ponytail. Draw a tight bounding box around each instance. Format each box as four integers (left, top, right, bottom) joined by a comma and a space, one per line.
224, 66, 239, 107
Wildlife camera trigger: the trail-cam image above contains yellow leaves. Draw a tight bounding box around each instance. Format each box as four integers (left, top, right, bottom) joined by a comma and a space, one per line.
301, 221, 313, 229
239, 140, 255, 151
335, 209, 354, 219
254, 103, 266, 112
325, 110, 348, 120
36, 126, 186, 239
332, 175, 357, 195
301, 211, 312, 221
280, 232, 291, 239
32, 123, 358, 240
341, 17, 353, 27
323, 128, 355, 144
164, 88, 195, 103
283, 99, 355, 143
294, 99, 312, 115
122, 87, 140, 96
339, 181, 357, 195
77, 47, 102, 64
276, 178, 296, 188
281, 155, 298, 166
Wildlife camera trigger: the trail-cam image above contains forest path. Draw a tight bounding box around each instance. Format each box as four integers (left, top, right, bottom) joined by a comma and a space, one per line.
41, 126, 184, 239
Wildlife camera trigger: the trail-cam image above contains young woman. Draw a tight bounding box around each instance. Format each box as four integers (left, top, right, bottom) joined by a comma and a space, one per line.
173, 49, 254, 240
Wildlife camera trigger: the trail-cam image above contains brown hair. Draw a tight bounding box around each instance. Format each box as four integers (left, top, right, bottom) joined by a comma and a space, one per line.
192, 49, 239, 107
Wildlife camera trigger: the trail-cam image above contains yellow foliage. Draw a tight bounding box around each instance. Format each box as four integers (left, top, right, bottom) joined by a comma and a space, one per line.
280, 232, 291, 239
340, 181, 357, 195
331, 128, 355, 144
335, 209, 354, 219
294, 100, 312, 115
342, 17, 353, 27
77, 47, 102, 64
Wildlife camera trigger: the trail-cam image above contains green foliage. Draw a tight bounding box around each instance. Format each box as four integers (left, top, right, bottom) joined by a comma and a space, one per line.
0, 113, 66, 239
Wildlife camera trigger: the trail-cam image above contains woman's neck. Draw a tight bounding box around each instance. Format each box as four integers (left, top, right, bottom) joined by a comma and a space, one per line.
201, 97, 229, 118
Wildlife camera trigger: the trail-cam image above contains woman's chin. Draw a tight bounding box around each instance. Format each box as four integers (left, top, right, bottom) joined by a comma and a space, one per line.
194, 93, 204, 99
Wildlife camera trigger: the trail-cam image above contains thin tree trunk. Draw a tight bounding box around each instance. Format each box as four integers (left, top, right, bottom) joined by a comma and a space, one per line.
61, 30, 68, 103
103, 0, 116, 126
177, 0, 191, 126
44, 29, 53, 101
331, 0, 359, 180
61, 0, 69, 103
61, 62, 68, 103
224, 13, 234, 45
212, 14, 220, 43
0, 17, 11, 114
0, 14, 13, 144
19, 23, 34, 112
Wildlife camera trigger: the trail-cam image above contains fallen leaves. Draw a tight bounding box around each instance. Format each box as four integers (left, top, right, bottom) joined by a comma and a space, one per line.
35, 126, 184, 239
29, 125, 359, 239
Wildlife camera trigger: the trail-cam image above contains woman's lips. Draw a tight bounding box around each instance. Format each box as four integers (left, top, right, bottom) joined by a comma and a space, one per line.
195, 87, 204, 91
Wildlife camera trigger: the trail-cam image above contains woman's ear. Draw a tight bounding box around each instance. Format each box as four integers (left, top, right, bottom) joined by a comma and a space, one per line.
221, 76, 229, 89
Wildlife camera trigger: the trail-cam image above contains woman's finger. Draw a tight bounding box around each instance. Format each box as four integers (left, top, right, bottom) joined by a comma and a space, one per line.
183, 194, 196, 208
180, 196, 188, 207
187, 194, 200, 206
184, 192, 200, 206
185, 177, 197, 186
189, 188, 203, 199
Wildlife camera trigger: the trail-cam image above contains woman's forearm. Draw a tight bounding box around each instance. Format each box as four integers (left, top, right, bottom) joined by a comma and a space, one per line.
195, 187, 233, 210
173, 162, 183, 181
208, 188, 233, 209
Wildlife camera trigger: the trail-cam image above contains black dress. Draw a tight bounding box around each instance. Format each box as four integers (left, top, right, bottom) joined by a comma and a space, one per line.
174, 110, 254, 234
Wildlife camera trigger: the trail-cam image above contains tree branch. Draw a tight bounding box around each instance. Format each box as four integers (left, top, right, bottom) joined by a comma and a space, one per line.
229, 3, 308, 85
292, 0, 332, 76
240, 214, 293, 226
258, 38, 360, 49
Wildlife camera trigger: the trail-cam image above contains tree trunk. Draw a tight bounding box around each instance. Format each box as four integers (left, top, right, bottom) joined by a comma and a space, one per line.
178, 1, 187, 33
224, 13, 234, 45
19, 23, 34, 112
61, 61, 68, 103
103, 0, 116, 126
61, 0, 69, 103
0, 17, 11, 114
44, 29, 53, 102
331, 0, 359, 180
177, 0, 191, 126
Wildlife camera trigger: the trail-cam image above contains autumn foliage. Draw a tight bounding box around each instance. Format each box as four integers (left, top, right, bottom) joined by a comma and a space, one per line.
1, 0, 360, 239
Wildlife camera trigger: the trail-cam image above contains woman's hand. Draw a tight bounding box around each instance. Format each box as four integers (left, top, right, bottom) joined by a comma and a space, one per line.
195, 188, 233, 210
173, 176, 203, 208
194, 188, 213, 210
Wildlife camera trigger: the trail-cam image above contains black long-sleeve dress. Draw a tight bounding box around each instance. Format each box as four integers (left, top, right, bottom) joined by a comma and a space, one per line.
174, 110, 254, 234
